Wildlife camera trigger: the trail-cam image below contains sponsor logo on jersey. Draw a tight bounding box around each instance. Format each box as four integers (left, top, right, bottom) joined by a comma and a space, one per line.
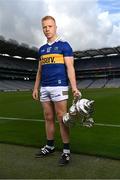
41, 56, 55, 64
41, 54, 64, 64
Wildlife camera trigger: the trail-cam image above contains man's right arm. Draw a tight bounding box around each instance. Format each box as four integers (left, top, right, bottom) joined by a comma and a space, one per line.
32, 61, 41, 100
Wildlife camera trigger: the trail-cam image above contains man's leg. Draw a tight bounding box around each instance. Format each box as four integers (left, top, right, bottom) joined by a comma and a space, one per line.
36, 101, 55, 157
42, 101, 55, 140
54, 100, 69, 143
54, 100, 71, 165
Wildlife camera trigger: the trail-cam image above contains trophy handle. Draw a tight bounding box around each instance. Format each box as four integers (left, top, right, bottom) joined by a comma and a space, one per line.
72, 95, 81, 105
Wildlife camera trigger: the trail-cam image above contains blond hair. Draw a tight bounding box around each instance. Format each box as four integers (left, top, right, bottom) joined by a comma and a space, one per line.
41, 16, 56, 23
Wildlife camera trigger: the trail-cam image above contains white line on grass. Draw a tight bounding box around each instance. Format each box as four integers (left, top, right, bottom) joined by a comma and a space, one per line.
0, 116, 44, 122
95, 123, 120, 128
0, 116, 120, 128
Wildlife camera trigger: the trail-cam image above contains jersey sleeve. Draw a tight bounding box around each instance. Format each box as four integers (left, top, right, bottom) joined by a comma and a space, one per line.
38, 47, 41, 60
62, 42, 73, 57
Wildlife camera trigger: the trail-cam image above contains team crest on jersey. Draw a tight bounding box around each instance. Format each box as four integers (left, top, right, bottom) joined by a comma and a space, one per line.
54, 47, 59, 51
47, 47, 52, 53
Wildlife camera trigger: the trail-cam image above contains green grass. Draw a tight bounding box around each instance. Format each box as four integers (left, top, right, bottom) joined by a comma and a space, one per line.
0, 89, 120, 159
0, 91, 43, 119
1, 143, 120, 179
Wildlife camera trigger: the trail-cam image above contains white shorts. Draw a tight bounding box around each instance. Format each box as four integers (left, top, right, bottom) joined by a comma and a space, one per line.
40, 86, 69, 102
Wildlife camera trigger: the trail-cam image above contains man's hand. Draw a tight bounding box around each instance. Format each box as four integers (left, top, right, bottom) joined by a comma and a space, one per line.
32, 89, 39, 101
72, 89, 82, 98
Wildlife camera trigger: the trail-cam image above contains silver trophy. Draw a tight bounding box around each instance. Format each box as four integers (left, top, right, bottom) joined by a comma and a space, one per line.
63, 96, 94, 127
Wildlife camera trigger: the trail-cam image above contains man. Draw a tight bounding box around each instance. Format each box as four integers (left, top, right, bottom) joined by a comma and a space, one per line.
32, 15, 81, 166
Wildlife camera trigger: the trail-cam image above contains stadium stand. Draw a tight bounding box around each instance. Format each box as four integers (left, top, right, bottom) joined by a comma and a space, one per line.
0, 35, 120, 91
77, 79, 94, 89
74, 48, 120, 88
88, 78, 108, 88
105, 78, 120, 88
0, 80, 34, 91
0, 54, 38, 91
0, 36, 38, 91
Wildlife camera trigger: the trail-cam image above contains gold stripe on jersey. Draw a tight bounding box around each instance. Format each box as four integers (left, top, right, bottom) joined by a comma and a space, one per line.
41, 54, 64, 65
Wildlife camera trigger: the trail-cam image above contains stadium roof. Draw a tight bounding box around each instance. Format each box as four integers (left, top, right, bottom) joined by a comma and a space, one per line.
0, 35, 120, 59
0, 35, 38, 59
74, 46, 120, 59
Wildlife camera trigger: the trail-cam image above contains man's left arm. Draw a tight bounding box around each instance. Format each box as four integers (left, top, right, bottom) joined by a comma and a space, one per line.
64, 57, 81, 97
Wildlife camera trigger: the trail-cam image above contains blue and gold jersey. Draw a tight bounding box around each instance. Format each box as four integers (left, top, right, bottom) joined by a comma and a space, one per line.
38, 38, 73, 86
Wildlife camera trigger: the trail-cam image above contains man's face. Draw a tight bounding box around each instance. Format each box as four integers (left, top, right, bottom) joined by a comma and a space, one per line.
42, 19, 57, 40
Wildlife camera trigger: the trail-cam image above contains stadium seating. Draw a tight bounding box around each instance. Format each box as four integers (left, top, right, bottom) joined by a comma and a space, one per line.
105, 78, 120, 88
0, 80, 34, 91
0, 55, 38, 71
88, 78, 108, 88
0, 36, 120, 90
0, 54, 37, 91
77, 79, 94, 89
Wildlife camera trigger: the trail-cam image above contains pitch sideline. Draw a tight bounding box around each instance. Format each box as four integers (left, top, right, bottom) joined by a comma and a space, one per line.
0, 116, 120, 128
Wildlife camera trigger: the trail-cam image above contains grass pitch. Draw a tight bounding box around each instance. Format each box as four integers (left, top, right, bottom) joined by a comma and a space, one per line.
1, 143, 120, 179
0, 88, 120, 159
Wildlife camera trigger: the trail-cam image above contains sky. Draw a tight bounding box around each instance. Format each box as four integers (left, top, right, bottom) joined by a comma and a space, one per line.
0, 0, 120, 51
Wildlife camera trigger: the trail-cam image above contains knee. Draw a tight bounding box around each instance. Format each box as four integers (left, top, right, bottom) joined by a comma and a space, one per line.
44, 112, 54, 122
56, 112, 64, 123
